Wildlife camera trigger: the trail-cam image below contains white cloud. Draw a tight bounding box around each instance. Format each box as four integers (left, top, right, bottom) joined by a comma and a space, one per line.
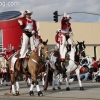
0, 0, 100, 22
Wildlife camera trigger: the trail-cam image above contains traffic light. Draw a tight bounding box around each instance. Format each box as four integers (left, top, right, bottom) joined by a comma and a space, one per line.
53, 11, 58, 22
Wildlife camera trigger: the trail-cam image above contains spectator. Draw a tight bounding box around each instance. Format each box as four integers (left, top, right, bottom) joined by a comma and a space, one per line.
91, 57, 98, 72
71, 65, 92, 81
79, 65, 91, 81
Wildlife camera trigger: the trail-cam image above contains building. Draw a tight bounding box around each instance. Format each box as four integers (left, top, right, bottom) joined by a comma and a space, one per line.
37, 21, 100, 60
0, 11, 24, 50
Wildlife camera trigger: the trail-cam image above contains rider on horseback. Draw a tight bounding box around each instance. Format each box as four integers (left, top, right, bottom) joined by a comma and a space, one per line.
18, 10, 38, 58
61, 12, 73, 48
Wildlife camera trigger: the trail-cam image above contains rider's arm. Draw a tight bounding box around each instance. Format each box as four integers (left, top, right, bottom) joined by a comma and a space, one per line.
32, 20, 38, 34
18, 18, 26, 29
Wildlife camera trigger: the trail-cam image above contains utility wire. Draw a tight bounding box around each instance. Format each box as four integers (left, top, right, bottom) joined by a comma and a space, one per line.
58, 12, 100, 16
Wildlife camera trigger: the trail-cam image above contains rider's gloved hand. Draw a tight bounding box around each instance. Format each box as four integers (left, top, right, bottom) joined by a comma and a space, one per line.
32, 30, 35, 34
64, 12, 67, 17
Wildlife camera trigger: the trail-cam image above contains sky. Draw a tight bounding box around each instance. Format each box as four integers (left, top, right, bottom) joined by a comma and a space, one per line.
0, 0, 100, 22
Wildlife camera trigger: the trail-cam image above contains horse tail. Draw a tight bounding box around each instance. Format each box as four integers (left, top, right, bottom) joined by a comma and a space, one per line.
6, 65, 11, 82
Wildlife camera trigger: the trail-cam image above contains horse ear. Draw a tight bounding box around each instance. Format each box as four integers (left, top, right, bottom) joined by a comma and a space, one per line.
77, 41, 79, 44
83, 41, 85, 44
46, 39, 48, 44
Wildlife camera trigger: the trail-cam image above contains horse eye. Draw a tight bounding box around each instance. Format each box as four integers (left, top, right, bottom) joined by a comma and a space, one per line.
42, 47, 44, 49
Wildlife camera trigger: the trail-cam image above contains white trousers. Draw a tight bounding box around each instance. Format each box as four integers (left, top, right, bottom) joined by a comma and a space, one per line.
20, 33, 35, 58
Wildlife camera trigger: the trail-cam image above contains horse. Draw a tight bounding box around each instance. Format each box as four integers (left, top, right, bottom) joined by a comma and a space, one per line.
64, 41, 86, 90
58, 31, 86, 90
7, 39, 49, 96
48, 49, 62, 90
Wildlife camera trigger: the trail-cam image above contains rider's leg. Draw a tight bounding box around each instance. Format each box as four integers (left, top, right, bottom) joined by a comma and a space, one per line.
67, 36, 73, 45
11, 56, 17, 72
30, 35, 35, 51
20, 33, 29, 58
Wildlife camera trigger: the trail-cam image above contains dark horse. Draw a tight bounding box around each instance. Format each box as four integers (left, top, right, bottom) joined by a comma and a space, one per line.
7, 39, 49, 96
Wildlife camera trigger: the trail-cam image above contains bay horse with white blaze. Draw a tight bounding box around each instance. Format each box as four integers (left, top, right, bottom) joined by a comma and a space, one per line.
7, 39, 49, 96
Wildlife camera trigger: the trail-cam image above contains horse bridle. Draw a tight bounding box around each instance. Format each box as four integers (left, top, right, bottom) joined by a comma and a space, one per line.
38, 44, 49, 59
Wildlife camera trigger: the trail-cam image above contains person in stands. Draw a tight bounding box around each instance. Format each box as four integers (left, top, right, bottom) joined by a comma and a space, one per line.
92, 57, 98, 72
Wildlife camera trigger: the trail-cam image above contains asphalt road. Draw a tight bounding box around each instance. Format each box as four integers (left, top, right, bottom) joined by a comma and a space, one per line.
0, 81, 100, 100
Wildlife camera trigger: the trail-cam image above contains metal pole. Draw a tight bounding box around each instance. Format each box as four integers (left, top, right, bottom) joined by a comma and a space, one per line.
94, 46, 96, 60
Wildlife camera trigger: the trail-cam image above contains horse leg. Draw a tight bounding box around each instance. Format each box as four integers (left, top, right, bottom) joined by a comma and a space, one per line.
52, 71, 61, 90
42, 72, 46, 87
75, 66, 84, 90
0, 77, 3, 85
65, 69, 70, 91
15, 81, 19, 95
32, 74, 43, 96
29, 81, 34, 96
10, 74, 16, 96
27, 77, 31, 87
52, 72, 56, 90
15, 75, 20, 95
56, 74, 61, 90
58, 73, 63, 85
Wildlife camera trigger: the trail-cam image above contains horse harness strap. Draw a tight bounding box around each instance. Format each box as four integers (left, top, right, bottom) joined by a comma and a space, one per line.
38, 44, 43, 56
80, 49, 85, 54
32, 59, 38, 64
44, 51, 49, 54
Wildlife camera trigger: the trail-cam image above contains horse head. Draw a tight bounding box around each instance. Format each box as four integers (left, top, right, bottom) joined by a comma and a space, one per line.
38, 39, 49, 60
76, 41, 86, 57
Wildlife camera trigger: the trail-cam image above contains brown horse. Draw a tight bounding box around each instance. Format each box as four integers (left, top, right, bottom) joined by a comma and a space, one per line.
7, 39, 49, 96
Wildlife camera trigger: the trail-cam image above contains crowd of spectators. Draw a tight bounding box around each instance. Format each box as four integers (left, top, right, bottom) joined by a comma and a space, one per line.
70, 57, 100, 82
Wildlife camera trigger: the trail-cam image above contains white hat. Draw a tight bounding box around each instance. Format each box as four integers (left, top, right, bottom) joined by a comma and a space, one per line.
66, 15, 72, 19
2, 48, 6, 51
23, 10, 33, 15
56, 29, 61, 33
63, 12, 72, 19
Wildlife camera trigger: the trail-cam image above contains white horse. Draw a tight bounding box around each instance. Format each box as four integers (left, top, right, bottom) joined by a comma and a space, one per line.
59, 33, 86, 90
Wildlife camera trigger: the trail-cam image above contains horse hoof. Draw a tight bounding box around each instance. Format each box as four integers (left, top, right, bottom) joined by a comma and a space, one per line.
58, 86, 61, 90
80, 87, 84, 90
52, 87, 56, 90
38, 91, 43, 96
16, 91, 19, 95
13, 93, 18, 96
6, 84, 8, 86
29, 91, 34, 96
66, 87, 70, 91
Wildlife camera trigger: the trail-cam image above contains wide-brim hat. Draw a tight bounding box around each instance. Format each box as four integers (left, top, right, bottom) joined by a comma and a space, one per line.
2, 48, 6, 51
23, 10, 33, 15
56, 29, 61, 33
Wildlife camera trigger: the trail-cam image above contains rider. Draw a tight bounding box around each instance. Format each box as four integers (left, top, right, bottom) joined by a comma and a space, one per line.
2, 47, 16, 61
61, 12, 73, 46
2, 47, 16, 71
55, 29, 61, 50
18, 10, 38, 58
